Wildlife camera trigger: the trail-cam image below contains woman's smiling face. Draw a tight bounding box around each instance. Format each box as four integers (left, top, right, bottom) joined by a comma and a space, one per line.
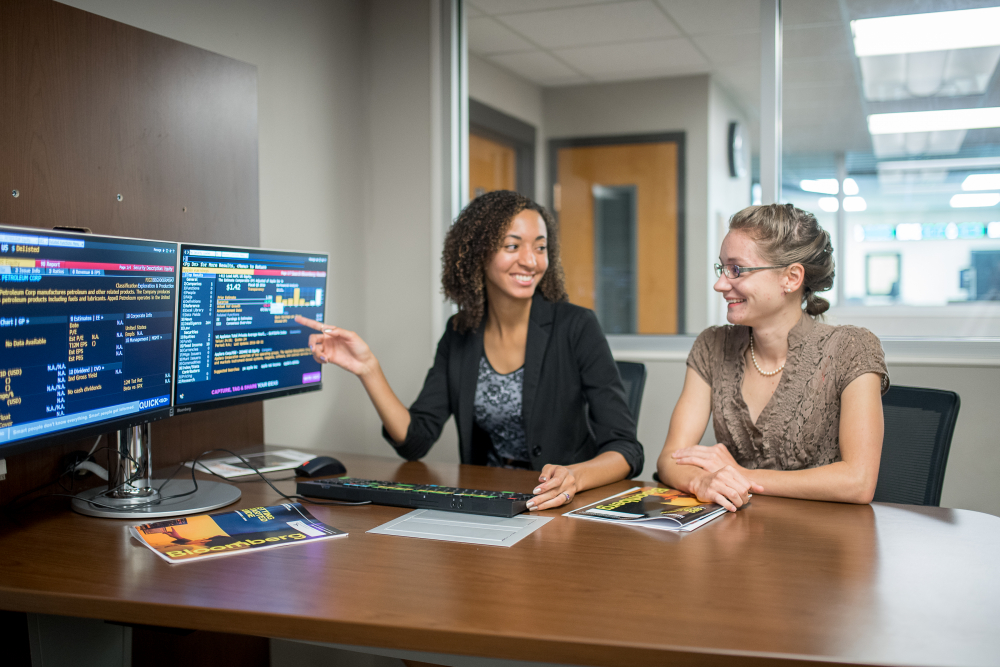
714, 230, 786, 326
484, 209, 548, 301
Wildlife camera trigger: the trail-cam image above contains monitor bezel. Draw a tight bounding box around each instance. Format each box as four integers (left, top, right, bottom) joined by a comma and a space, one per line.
172, 241, 328, 414
0, 224, 180, 459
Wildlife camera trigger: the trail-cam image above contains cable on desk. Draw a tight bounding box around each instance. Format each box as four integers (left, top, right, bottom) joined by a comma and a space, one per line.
192, 449, 370, 507
4, 448, 368, 519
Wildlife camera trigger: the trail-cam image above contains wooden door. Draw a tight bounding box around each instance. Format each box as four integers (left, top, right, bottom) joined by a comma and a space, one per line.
470, 132, 515, 199
556, 141, 680, 334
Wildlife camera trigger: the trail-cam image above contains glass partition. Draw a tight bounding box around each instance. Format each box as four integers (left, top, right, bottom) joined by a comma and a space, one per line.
783, 0, 1000, 336
465, 0, 756, 335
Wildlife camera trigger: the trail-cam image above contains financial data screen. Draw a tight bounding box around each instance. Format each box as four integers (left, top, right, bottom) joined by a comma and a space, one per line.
175, 245, 327, 407
0, 228, 176, 447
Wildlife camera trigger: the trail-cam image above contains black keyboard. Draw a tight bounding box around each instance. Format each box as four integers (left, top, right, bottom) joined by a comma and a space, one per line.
297, 477, 535, 517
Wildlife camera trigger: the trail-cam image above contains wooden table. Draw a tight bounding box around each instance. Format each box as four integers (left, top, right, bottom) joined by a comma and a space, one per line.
2, 453, 999, 667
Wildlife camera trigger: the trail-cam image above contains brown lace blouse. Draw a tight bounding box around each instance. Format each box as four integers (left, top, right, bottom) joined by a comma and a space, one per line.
687, 314, 889, 471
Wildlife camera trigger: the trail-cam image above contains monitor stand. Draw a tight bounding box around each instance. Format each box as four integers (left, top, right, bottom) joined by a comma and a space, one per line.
71, 423, 241, 519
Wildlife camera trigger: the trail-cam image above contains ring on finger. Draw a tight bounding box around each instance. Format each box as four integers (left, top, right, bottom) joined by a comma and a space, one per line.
563, 491, 571, 503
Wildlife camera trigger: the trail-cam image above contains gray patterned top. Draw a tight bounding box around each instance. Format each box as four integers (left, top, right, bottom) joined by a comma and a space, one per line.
474, 355, 530, 468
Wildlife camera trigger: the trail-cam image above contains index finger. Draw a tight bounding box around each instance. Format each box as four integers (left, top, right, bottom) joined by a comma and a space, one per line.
294, 314, 331, 333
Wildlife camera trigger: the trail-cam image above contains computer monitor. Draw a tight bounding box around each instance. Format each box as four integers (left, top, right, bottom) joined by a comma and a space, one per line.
0, 225, 177, 458
0, 226, 242, 519
173, 243, 328, 412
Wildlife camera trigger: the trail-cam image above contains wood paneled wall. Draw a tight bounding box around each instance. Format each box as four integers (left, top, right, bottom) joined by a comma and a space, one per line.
0, 0, 264, 506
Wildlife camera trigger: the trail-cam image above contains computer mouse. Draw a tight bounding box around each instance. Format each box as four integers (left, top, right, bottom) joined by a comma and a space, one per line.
295, 456, 347, 478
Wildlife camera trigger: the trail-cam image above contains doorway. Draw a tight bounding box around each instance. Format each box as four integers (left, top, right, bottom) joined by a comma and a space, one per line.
550, 134, 684, 334
470, 134, 515, 197
469, 99, 536, 201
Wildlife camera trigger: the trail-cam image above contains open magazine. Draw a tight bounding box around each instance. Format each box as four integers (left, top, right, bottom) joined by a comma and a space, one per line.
129, 503, 346, 563
564, 486, 728, 532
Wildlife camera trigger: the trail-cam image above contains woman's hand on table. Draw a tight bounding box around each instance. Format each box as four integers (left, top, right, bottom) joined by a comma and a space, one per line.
295, 315, 376, 377
527, 464, 578, 510
671, 442, 742, 474
689, 465, 763, 512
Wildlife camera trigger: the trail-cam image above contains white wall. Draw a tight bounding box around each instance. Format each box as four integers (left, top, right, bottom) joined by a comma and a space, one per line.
361, 0, 460, 463
707, 81, 752, 326
543, 75, 711, 334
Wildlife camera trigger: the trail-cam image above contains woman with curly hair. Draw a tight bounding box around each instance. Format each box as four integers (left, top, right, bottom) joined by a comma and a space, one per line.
656, 204, 888, 511
296, 190, 642, 510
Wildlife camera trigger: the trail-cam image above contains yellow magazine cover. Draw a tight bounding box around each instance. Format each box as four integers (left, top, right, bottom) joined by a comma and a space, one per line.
129, 503, 346, 563
564, 486, 728, 532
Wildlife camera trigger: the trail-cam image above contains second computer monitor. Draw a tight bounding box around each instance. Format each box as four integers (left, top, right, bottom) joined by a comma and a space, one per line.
174, 244, 328, 411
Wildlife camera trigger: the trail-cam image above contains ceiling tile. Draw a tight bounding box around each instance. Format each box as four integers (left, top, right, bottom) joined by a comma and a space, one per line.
496, 1, 680, 50
467, 0, 608, 15
785, 124, 872, 152
717, 63, 760, 91
783, 0, 844, 26
715, 65, 761, 114
693, 31, 760, 66
784, 84, 861, 110
656, 0, 760, 35
488, 51, 588, 86
783, 24, 852, 60
784, 57, 856, 87
468, 17, 537, 55
554, 38, 709, 78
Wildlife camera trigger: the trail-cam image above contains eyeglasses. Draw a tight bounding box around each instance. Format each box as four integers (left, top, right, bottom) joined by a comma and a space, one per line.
714, 263, 787, 279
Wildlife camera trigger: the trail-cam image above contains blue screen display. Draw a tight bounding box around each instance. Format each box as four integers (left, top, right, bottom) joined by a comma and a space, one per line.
174, 245, 327, 407
0, 227, 176, 447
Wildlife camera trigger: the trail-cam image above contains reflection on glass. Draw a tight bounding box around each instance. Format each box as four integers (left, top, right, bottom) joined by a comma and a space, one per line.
592, 185, 636, 334
782, 0, 1000, 334
866, 253, 900, 298
971, 250, 1000, 299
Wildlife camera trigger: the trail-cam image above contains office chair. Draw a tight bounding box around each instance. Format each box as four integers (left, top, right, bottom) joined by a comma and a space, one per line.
616, 361, 647, 422
873, 385, 960, 506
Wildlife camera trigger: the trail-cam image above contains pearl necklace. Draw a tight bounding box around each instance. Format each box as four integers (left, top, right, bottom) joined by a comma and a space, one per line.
749, 332, 784, 377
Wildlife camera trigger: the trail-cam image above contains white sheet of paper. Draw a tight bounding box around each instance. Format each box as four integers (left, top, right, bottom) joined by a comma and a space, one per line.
185, 449, 313, 478
367, 509, 552, 547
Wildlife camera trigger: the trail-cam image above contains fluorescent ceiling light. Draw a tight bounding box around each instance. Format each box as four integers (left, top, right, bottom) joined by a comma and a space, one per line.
818, 197, 839, 213
988, 221, 1000, 238
801, 179, 839, 195
868, 108, 1000, 135
844, 196, 867, 212
878, 156, 1000, 172
895, 223, 923, 241
950, 193, 1000, 208
962, 174, 1000, 191
852, 7, 1000, 57
843, 178, 859, 196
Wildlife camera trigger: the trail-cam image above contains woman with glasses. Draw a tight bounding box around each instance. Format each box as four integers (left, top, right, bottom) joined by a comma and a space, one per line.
656, 204, 888, 511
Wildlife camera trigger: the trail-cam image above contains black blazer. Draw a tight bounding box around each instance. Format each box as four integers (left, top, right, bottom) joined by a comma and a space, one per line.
384, 294, 644, 477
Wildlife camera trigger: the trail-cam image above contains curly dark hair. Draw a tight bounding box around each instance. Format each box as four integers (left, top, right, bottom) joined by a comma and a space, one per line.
442, 190, 567, 332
